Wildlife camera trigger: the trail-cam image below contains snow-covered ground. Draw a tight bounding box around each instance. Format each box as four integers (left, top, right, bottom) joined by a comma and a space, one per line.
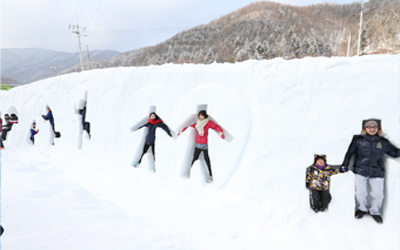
1, 55, 399, 250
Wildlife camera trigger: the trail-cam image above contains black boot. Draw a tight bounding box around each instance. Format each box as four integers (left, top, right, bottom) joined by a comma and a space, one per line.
371, 215, 383, 224
355, 209, 367, 219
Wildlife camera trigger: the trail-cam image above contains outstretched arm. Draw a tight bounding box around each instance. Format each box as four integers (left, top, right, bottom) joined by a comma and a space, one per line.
159, 123, 172, 137
384, 140, 400, 158
342, 136, 358, 167
178, 123, 196, 136
136, 123, 149, 131
209, 120, 225, 139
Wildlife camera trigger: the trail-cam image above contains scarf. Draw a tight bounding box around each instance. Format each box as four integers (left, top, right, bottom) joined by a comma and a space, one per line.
195, 118, 209, 136
314, 163, 328, 170
149, 118, 162, 125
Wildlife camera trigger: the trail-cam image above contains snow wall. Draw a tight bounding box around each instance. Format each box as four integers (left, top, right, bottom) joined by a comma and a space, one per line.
1, 55, 399, 250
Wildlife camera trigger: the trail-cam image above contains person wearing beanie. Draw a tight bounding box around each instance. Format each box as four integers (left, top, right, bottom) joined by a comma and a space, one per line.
178, 110, 225, 183
306, 154, 343, 213
30, 122, 39, 144
133, 112, 172, 171
341, 118, 400, 224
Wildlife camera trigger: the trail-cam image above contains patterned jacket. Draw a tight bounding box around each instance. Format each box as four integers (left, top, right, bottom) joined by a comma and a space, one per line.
306, 165, 339, 191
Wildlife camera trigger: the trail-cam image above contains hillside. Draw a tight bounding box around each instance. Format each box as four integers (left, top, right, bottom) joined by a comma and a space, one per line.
1, 48, 120, 84
1, 55, 399, 249
61, 0, 399, 74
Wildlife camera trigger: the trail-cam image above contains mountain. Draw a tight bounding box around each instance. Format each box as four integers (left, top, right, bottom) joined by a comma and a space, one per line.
1, 55, 399, 249
60, 0, 399, 74
1, 48, 120, 84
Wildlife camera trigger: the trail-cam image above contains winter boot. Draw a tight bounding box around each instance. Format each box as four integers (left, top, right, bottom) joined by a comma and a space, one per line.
371, 215, 383, 224
355, 209, 367, 219
207, 175, 214, 183
133, 162, 140, 168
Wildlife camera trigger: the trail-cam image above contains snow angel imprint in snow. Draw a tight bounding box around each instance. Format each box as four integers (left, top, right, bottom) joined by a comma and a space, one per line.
41, 106, 61, 144
133, 112, 172, 172
178, 110, 225, 183
306, 154, 344, 213
341, 118, 400, 224
30, 122, 39, 145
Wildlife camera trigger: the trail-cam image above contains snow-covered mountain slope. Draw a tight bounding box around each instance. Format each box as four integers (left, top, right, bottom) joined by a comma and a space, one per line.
1, 55, 399, 250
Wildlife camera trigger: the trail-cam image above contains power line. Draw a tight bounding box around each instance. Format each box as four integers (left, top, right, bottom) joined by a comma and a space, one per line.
86, 0, 106, 27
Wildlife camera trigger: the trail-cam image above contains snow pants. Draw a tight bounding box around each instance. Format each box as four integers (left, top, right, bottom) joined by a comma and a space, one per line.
1, 128, 10, 140
354, 174, 384, 215
83, 122, 90, 136
191, 147, 212, 176
310, 189, 332, 210
138, 142, 155, 163
0, 138, 3, 148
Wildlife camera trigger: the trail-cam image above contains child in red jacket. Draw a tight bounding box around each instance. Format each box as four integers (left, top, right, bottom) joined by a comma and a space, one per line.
179, 110, 225, 183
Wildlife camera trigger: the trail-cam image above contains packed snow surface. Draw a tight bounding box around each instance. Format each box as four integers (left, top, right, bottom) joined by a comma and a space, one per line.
1, 55, 399, 250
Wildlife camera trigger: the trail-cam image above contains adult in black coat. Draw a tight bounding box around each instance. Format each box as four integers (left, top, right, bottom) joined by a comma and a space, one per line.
133, 112, 172, 169
341, 119, 400, 223
79, 103, 91, 138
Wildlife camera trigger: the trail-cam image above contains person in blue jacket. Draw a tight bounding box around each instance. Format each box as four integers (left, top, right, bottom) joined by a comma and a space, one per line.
341, 118, 400, 224
133, 112, 172, 169
42, 107, 60, 138
30, 122, 39, 144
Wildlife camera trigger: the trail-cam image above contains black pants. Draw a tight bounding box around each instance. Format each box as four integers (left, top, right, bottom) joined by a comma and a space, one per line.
138, 143, 155, 163
0, 138, 4, 148
1, 128, 10, 140
30, 137, 35, 145
83, 122, 90, 136
310, 189, 332, 210
191, 147, 212, 176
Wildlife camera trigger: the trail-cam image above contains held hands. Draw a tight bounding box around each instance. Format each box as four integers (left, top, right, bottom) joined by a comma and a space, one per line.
339, 165, 347, 173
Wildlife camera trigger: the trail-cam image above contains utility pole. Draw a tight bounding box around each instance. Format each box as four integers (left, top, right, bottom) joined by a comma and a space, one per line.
70, 18, 86, 71
357, 0, 364, 56
49, 66, 56, 76
86, 44, 91, 70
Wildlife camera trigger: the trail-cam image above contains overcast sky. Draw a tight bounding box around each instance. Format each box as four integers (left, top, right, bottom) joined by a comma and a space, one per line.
1, 0, 362, 53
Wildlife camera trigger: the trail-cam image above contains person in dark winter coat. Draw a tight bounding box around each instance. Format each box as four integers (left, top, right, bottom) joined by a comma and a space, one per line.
133, 112, 172, 170
306, 155, 343, 213
341, 119, 400, 224
30, 122, 39, 144
178, 110, 225, 183
79, 102, 91, 138
1, 113, 18, 141
0, 117, 4, 149
42, 107, 55, 132
42, 107, 60, 138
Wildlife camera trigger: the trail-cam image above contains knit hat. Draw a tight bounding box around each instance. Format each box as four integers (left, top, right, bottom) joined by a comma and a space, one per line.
314, 154, 327, 164
364, 120, 378, 128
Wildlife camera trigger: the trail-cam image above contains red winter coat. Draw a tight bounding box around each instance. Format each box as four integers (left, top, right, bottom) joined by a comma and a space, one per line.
182, 120, 223, 144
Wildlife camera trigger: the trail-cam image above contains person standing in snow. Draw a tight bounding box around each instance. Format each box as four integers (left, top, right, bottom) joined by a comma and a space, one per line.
306, 154, 344, 213
41, 106, 60, 138
133, 112, 172, 170
79, 102, 91, 138
341, 119, 400, 224
178, 110, 225, 183
30, 122, 39, 144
